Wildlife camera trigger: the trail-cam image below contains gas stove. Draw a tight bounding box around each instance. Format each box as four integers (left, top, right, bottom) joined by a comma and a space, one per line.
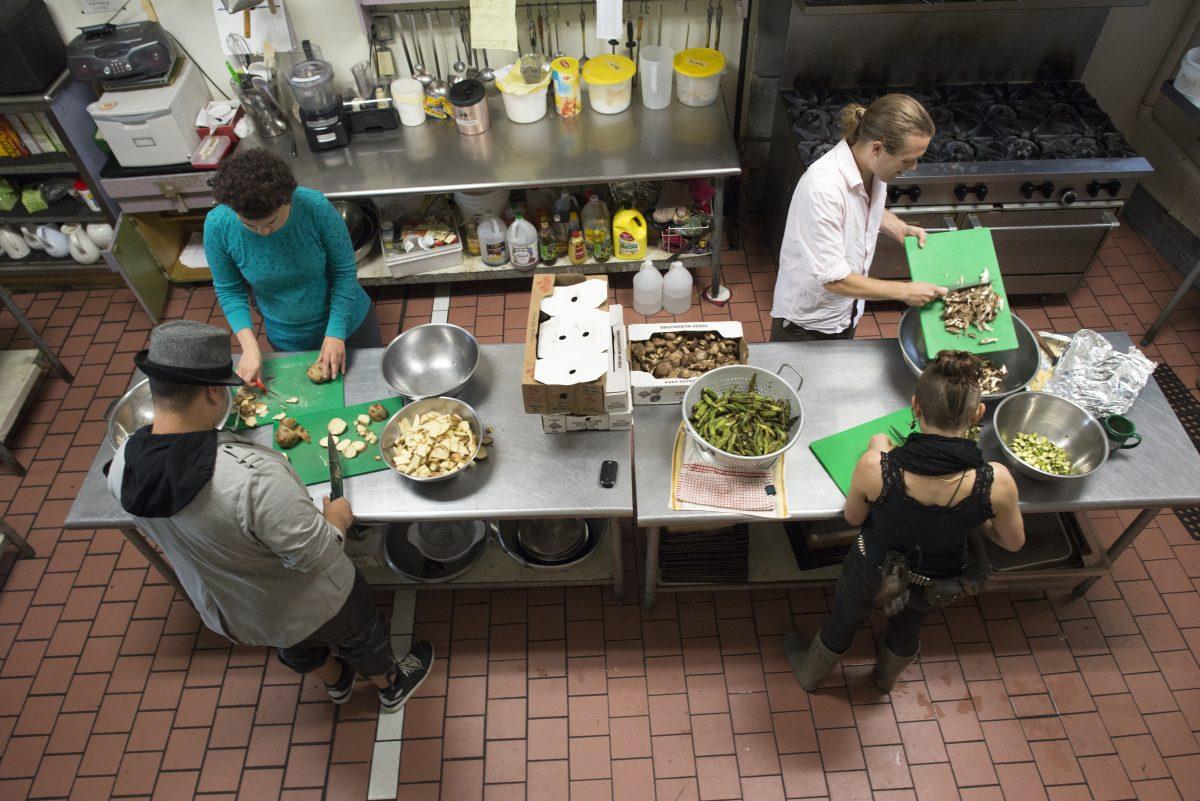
767, 81, 1154, 294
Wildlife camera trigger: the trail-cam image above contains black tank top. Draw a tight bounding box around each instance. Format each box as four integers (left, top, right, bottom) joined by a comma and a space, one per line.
862, 450, 996, 578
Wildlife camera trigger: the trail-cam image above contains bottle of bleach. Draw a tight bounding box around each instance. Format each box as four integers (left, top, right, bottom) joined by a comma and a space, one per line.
633, 258, 663, 316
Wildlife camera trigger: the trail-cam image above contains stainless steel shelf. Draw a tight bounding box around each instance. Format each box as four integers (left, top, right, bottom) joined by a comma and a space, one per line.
0, 196, 106, 225
0, 153, 78, 176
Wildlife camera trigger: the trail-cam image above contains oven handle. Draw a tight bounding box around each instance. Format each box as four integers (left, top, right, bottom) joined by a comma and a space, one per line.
891, 213, 957, 234
966, 211, 1120, 232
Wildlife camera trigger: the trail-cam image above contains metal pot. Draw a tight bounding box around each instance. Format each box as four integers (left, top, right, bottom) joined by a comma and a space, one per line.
330, 199, 379, 263
495, 518, 607, 572
516, 518, 588, 562
383, 519, 491, 582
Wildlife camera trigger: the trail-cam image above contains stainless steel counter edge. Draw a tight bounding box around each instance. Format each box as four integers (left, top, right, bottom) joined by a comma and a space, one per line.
632, 333, 1200, 528
65, 345, 634, 530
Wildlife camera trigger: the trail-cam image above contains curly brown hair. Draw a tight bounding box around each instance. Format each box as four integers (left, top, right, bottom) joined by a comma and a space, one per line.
211, 147, 297, 218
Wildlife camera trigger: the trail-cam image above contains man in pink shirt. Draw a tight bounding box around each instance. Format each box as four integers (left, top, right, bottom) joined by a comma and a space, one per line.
771, 94, 948, 342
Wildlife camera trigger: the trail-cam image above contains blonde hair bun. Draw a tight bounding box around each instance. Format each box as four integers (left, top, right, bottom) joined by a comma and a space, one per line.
840, 93, 935, 152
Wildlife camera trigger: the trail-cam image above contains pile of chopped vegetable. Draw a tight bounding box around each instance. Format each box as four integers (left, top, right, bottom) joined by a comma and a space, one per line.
979, 357, 1008, 394
1009, 431, 1072, 475
688, 377, 797, 457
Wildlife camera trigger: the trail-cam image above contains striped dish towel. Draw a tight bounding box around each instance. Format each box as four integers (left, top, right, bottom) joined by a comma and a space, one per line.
673, 426, 783, 513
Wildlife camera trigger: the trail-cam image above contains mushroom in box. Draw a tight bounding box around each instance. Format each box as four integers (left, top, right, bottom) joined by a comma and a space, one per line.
627, 321, 749, 405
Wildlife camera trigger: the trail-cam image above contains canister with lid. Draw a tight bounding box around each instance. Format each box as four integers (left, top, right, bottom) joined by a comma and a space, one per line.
551, 56, 582, 117
582, 55, 637, 115
673, 48, 725, 108
448, 79, 490, 135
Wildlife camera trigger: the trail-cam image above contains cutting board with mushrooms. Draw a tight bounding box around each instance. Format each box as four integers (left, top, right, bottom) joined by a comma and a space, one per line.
273, 397, 405, 486
905, 228, 1018, 359
227, 351, 346, 431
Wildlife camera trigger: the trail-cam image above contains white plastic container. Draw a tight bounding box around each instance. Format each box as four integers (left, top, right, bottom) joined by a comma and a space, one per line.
478, 215, 509, 266
582, 55, 637, 115
673, 48, 725, 108
454, 188, 511, 221
506, 213, 539, 272
390, 78, 426, 126
1178, 48, 1200, 104
639, 45, 674, 110
633, 259, 663, 316
662, 261, 694, 314
496, 64, 552, 124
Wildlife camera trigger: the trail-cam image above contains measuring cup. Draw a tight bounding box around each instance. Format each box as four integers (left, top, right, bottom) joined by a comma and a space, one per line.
638, 45, 674, 110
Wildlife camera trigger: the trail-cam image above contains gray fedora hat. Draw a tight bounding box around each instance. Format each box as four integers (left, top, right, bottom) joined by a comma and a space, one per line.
133, 320, 243, 386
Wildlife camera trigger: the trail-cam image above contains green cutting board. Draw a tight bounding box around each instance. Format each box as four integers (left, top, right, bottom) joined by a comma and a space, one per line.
275, 397, 406, 486
906, 228, 1018, 359
809, 407, 920, 496
227, 351, 346, 430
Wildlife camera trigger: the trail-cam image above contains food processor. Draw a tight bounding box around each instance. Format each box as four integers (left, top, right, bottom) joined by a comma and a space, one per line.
286, 42, 350, 151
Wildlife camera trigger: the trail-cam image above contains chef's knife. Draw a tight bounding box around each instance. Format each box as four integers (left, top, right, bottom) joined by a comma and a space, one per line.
327, 435, 344, 500
943, 278, 992, 293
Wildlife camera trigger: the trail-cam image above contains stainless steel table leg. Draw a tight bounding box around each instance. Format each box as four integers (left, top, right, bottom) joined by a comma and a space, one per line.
1072, 507, 1161, 598
611, 518, 626, 603
0, 517, 35, 559
1143, 258, 1200, 346
0, 286, 73, 382
702, 177, 729, 304
118, 525, 187, 601
643, 525, 660, 612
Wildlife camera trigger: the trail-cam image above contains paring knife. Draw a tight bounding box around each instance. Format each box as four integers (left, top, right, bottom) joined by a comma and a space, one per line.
327, 434, 344, 501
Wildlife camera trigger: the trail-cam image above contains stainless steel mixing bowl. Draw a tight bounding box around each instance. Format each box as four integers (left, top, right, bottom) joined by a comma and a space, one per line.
898, 308, 1040, 401
106, 378, 233, 450
993, 391, 1109, 482
379, 396, 483, 482
382, 324, 479, 399
330, 199, 379, 264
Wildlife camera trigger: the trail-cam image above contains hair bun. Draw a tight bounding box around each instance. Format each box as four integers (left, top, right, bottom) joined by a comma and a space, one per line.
932, 350, 984, 385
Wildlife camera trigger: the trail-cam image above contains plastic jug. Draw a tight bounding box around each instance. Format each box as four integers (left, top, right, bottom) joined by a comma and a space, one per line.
506, 213, 539, 271
613, 206, 648, 261
662, 261, 694, 314
581, 192, 613, 262
478, 215, 509, 266
633, 259, 663, 316
639, 45, 674, 110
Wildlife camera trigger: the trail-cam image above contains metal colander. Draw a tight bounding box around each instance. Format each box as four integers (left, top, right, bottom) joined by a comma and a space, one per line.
680, 364, 805, 470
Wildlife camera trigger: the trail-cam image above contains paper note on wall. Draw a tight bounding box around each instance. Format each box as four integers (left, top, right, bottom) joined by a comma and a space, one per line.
595, 0, 622, 42
470, 0, 518, 52
212, 0, 297, 59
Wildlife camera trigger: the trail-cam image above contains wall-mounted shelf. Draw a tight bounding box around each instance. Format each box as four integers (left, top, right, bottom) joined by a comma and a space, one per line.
0, 153, 78, 176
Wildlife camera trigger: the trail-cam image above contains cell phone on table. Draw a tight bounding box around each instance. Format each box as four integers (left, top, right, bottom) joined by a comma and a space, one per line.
599, 460, 618, 488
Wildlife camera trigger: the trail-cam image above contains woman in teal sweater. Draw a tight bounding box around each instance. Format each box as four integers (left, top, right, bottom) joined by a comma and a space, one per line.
205, 148, 378, 385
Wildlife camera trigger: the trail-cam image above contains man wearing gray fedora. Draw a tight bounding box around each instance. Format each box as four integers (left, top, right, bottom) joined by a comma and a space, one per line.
107, 320, 433, 713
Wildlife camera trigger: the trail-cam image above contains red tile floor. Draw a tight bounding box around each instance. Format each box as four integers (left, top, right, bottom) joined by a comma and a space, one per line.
0, 219, 1198, 801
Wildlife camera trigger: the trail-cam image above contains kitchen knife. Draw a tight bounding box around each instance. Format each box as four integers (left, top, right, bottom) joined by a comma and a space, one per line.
943, 278, 992, 293
327, 435, 344, 501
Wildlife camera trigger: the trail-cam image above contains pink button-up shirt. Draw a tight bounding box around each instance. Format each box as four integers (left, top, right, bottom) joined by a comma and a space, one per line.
771, 140, 887, 334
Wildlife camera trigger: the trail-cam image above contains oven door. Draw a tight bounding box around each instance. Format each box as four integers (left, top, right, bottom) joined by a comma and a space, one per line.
967, 208, 1120, 295
869, 211, 957, 280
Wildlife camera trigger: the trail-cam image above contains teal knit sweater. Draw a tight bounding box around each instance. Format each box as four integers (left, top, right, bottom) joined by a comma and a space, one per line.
205, 186, 370, 351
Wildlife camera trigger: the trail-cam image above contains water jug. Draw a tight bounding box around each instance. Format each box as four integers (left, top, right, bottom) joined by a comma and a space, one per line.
633, 259, 663, 316
662, 261, 694, 314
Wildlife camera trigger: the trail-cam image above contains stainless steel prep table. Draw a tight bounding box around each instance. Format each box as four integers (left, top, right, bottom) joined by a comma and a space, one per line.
65, 345, 633, 599
634, 335, 1200, 609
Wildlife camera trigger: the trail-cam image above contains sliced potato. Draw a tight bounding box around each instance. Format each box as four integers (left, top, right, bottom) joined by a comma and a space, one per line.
327, 418, 348, 436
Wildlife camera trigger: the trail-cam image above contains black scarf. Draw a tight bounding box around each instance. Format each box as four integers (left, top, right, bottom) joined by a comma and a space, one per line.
890, 432, 984, 477
118, 427, 219, 518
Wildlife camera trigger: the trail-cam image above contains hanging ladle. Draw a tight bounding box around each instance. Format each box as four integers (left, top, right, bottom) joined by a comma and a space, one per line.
408, 12, 433, 87
425, 9, 450, 98
450, 10, 467, 79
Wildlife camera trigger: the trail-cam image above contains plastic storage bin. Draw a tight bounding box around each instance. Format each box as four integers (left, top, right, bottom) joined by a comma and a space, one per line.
673, 48, 725, 108
583, 55, 637, 115
496, 62, 551, 124
639, 46, 674, 110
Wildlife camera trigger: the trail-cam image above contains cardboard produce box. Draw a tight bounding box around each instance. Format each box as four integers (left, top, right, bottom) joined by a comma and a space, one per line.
542, 307, 631, 432
628, 320, 748, 405
522, 274, 611, 415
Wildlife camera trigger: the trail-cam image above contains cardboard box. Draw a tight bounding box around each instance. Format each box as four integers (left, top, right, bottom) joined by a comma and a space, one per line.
628, 320, 749, 405
541, 378, 633, 433
606, 306, 629, 413
522, 274, 610, 415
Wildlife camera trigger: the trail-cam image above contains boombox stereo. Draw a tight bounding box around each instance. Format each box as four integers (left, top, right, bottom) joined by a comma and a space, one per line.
66, 21, 177, 90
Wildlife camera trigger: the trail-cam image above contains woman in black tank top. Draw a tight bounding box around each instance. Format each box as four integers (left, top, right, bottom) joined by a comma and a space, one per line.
786, 351, 1025, 693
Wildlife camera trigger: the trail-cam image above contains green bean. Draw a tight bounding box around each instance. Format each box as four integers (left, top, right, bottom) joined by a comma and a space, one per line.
689, 386, 794, 456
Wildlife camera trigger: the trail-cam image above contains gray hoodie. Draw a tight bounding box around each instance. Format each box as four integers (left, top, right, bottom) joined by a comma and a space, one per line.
108, 429, 354, 647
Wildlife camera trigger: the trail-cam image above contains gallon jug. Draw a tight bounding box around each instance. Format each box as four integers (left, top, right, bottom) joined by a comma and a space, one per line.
581, 192, 613, 262
506, 213, 539, 271
478, 215, 509, 266
633, 259, 663, 316
613, 207, 648, 261
662, 261, 694, 314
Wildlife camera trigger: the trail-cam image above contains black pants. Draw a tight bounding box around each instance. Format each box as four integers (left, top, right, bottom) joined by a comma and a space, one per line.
770, 318, 856, 342
267, 304, 383, 352
277, 569, 396, 677
818, 546, 938, 659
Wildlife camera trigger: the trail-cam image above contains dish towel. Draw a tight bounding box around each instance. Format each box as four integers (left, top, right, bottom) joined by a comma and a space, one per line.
670, 424, 788, 518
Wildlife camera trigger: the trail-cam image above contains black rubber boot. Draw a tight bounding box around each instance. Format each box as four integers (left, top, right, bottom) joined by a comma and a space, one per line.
783, 629, 844, 691
873, 639, 918, 692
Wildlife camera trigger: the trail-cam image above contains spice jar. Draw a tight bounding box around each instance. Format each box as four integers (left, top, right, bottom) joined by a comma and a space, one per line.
448, 79, 490, 135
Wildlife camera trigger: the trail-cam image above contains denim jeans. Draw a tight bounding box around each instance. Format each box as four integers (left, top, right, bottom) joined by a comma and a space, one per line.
818, 545, 938, 659
277, 569, 395, 677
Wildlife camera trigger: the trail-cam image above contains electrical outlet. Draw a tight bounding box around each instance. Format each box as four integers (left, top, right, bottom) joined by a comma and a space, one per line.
372, 15, 393, 42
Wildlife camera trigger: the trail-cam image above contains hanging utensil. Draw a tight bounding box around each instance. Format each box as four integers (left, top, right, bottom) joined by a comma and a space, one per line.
537, 4, 546, 55
409, 12, 433, 87
579, 8, 589, 66
481, 48, 494, 82
683, 0, 691, 49
714, 0, 723, 51
705, 0, 714, 48
657, 1, 663, 46
625, 18, 635, 62
392, 13, 414, 75
226, 33, 253, 69
426, 10, 449, 97
553, 5, 564, 58
450, 10, 467, 79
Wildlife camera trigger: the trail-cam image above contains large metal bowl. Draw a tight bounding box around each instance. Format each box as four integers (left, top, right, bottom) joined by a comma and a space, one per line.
382, 324, 479, 399
899, 309, 1040, 401
106, 378, 233, 450
330, 199, 378, 264
993, 391, 1109, 482
379, 396, 483, 483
